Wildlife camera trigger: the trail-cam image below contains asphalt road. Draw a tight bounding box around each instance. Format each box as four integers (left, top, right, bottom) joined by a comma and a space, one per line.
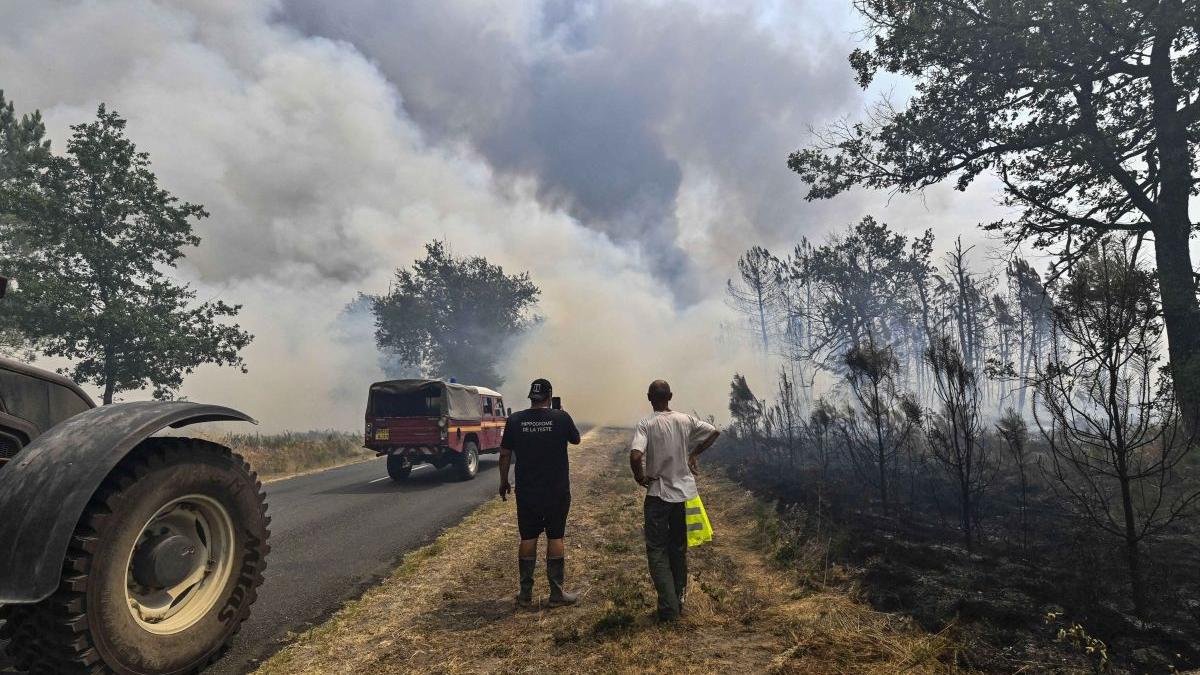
1, 454, 504, 674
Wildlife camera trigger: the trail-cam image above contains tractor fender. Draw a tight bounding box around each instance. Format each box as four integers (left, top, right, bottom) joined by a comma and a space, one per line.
0, 401, 256, 604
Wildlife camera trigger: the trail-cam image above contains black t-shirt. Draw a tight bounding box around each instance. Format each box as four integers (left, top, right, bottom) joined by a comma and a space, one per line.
501, 407, 581, 497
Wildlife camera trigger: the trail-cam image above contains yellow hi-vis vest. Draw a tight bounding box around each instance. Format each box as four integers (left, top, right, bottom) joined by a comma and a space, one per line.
685, 494, 713, 547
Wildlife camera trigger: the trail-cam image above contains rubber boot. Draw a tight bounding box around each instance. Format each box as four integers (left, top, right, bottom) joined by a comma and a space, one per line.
546, 557, 578, 607
517, 557, 536, 607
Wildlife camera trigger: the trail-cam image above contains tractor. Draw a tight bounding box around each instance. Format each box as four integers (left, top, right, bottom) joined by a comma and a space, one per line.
0, 275, 270, 674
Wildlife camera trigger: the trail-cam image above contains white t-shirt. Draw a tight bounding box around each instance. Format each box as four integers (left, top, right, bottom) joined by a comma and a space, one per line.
630, 410, 718, 503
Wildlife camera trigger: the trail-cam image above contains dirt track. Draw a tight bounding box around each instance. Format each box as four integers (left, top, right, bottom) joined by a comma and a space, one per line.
256, 428, 952, 674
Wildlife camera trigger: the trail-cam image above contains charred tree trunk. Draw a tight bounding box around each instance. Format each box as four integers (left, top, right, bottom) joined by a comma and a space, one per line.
1149, 3, 1200, 432
1119, 469, 1146, 616
960, 476, 973, 551
1152, 219, 1200, 433
873, 394, 889, 517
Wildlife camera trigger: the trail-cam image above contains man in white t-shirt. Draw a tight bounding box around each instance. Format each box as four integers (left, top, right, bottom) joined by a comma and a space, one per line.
628, 379, 720, 621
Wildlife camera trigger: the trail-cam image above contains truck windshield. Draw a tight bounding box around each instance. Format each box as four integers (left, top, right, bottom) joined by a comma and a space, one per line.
370, 388, 442, 418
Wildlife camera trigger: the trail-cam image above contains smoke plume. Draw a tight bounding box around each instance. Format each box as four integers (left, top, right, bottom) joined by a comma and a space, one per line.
0, 0, 1006, 430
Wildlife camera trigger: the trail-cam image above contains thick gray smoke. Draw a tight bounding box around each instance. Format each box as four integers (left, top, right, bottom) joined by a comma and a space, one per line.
278, 0, 864, 300
0, 0, 1006, 431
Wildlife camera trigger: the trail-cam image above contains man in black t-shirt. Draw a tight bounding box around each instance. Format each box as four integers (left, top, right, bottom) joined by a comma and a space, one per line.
499, 378, 581, 607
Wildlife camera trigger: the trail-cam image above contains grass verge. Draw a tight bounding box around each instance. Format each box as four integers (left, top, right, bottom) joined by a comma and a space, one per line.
256, 427, 961, 674
191, 430, 374, 481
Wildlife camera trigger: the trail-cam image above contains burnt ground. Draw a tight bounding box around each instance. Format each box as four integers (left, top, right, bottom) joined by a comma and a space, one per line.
718, 462, 1200, 674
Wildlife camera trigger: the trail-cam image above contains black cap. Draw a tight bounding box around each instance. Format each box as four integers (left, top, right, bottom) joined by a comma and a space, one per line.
528, 378, 552, 402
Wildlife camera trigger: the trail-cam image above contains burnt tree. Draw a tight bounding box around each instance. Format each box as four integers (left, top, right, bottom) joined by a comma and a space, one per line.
791, 0, 1200, 428
1033, 239, 1200, 615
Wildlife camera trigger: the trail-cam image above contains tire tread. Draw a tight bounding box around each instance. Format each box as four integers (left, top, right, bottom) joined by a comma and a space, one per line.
1, 438, 269, 674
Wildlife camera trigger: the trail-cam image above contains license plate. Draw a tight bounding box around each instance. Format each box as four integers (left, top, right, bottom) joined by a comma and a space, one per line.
375, 429, 390, 441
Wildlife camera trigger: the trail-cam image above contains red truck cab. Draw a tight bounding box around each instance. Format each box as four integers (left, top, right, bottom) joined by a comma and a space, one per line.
365, 379, 506, 482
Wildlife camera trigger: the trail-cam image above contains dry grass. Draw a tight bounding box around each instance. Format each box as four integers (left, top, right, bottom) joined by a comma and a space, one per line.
188, 430, 374, 481
256, 428, 962, 675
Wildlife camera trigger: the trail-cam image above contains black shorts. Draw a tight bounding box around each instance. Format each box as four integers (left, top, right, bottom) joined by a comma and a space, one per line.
516, 491, 571, 540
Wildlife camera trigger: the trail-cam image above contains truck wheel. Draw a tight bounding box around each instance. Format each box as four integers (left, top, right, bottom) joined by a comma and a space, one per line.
387, 454, 412, 481
1, 437, 269, 674
455, 440, 480, 481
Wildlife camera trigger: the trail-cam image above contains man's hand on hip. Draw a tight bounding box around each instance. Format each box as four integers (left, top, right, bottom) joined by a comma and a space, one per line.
687, 452, 700, 476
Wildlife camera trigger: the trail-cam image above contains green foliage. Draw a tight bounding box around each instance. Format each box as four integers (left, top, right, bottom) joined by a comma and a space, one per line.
0, 90, 50, 186
370, 241, 540, 387
0, 90, 50, 354
0, 102, 252, 403
789, 0, 1200, 420
1045, 611, 1111, 673
789, 0, 1199, 243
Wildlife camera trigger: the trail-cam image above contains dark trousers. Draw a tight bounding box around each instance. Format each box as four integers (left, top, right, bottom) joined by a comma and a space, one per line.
643, 495, 687, 620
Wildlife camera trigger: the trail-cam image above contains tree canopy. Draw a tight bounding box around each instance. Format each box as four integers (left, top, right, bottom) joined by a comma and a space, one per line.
0, 102, 252, 403
371, 241, 540, 387
0, 90, 50, 186
0, 90, 49, 355
789, 0, 1200, 423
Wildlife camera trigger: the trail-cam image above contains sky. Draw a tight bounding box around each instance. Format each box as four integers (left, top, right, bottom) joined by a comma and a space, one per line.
0, 0, 1010, 431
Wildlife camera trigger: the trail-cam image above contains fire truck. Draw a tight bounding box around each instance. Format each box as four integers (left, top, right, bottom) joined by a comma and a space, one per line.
364, 379, 507, 481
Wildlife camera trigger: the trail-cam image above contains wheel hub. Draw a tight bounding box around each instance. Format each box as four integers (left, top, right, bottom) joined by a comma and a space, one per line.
124, 495, 235, 635
131, 533, 201, 589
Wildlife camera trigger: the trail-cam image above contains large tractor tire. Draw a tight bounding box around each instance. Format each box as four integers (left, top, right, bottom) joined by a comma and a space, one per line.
386, 453, 413, 481
455, 440, 480, 481
1, 437, 270, 674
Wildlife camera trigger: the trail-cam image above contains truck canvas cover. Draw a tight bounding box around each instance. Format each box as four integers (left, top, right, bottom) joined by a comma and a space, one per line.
369, 379, 484, 421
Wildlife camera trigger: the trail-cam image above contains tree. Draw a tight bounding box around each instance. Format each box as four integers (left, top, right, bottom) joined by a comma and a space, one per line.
790, 216, 919, 370
790, 0, 1200, 428
0, 104, 251, 403
841, 341, 920, 516
727, 246, 785, 353
995, 407, 1032, 552
924, 333, 996, 549
1007, 258, 1053, 412
728, 373, 764, 464
0, 90, 50, 188
371, 241, 540, 387
1033, 239, 1200, 615
806, 396, 839, 482
942, 239, 993, 378
0, 91, 51, 355
771, 367, 802, 473
990, 292, 1017, 409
